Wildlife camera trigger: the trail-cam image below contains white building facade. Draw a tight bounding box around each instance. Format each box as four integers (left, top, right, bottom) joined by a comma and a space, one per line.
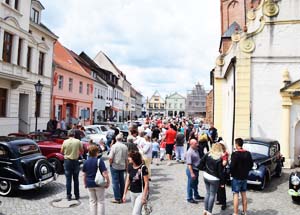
165, 92, 186, 117
213, 0, 300, 167
0, 0, 57, 135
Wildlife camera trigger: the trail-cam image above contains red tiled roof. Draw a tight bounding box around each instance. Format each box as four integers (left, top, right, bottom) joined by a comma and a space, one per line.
54, 41, 91, 79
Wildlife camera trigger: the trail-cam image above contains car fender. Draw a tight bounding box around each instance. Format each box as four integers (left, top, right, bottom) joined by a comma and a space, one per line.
45, 152, 64, 161
1, 166, 24, 183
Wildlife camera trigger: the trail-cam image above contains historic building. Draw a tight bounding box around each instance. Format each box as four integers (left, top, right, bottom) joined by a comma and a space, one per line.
135, 90, 143, 118
52, 41, 93, 127
206, 89, 213, 125
0, 0, 57, 134
146, 91, 165, 117
94, 51, 124, 122
212, 0, 300, 167
165, 92, 186, 117
186, 83, 207, 118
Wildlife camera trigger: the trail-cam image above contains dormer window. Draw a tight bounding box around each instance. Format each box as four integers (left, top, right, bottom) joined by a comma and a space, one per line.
31, 8, 39, 23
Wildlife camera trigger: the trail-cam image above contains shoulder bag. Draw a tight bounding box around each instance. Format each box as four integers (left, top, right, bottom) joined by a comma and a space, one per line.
95, 158, 106, 187
141, 165, 152, 215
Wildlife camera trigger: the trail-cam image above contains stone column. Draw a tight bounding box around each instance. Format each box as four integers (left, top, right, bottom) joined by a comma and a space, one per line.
281, 96, 292, 168
0, 28, 4, 60
11, 34, 19, 65
20, 39, 28, 68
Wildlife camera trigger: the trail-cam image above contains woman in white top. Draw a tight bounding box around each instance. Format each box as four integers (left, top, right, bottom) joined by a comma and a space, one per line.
139, 135, 152, 180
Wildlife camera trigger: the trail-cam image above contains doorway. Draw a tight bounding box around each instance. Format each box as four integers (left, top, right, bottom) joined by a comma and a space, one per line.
19, 94, 29, 133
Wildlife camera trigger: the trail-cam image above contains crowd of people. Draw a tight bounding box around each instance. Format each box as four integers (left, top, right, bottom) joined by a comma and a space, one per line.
60, 116, 253, 215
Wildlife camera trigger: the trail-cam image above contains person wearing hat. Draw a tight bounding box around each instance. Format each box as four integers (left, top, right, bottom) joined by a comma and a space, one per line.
61, 129, 84, 201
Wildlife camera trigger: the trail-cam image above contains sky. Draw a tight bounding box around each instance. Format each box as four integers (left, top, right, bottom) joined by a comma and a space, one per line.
41, 0, 220, 99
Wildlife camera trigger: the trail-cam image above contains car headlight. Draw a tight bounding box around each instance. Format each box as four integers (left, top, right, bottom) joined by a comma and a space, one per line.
252, 162, 258, 170
291, 175, 300, 186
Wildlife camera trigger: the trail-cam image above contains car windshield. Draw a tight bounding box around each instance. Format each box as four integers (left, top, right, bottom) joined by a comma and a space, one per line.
243, 142, 269, 157
85, 128, 98, 134
117, 124, 128, 131
100, 126, 108, 132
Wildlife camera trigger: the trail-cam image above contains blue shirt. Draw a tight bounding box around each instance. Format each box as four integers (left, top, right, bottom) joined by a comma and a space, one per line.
152, 141, 160, 152
83, 157, 107, 187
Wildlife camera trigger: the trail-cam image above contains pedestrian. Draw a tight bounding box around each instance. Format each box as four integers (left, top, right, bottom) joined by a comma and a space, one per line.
198, 130, 210, 155
208, 124, 218, 144
83, 145, 110, 215
125, 135, 139, 153
60, 130, 83, 200
60, 118, 67, 130
164, 124, 177, 166
186, 139, 204, 204
46, 118, 54, 132
159, 140, 166, 162
230, 138, 253, 215
109, 133, 128, 203
122, 151, 149, 215
216, 142, 229, 210
52, 117, 58, 130
175, 128, 185, 163
151, 138, 160, 165
199, 143, 224, 215
139, 135, 152, 180
185, 124, 193, 150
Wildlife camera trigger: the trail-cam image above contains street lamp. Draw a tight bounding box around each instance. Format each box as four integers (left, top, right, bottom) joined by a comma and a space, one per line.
34, 80, 43, 133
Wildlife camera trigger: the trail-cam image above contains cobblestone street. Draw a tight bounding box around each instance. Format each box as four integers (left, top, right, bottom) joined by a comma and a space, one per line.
0, 155, 299, 215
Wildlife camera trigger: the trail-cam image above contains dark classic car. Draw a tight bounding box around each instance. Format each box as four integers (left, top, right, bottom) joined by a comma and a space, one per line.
116, 123, 129, 142
243, 138, 284, 190
0, 137, 57, 196
288, 155, 300, 202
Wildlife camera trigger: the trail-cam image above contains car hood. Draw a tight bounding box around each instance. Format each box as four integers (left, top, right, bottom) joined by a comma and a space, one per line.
251, 153, 269, 163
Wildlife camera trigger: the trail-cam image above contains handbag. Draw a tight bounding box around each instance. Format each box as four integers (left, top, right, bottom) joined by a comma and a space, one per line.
141, 165, 152, 215
94, 158, 106, 186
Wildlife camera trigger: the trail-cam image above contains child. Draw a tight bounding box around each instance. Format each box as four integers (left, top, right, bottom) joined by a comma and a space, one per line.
152, 138, 160, 165
160, 140, 166, 162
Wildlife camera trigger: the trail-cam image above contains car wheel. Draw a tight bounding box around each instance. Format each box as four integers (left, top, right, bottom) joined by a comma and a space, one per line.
48, 158, 64, 174
0, 180, 13, 196
34, 159, 53, 180
292, 196, 300, 202
259, 174, 267, 190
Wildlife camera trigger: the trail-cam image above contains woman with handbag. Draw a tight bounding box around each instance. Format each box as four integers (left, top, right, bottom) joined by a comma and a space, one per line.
122, 151, 150, 215
83, 145, 110, 215
198, 143, 224, 215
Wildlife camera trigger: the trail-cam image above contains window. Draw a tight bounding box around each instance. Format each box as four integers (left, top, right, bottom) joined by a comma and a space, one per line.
68, 78, 73, 92
58, 75, 63, 89
14, 0, 19, 10
87, 84, 90, 95
56, 105, 62, 121
26, 47, 32, 71
0, 146, 8, 159
180, 103, 183, 108
2, 32, 13, 63
0, 88, 7, 117
5, 0, 9, 5
17, 38, 22, 66
169, 103, 171, 108
174, 103, 177, 108
36, 94, 41, 117
79, 81, 83, 93
31, 8, 39, 23
38, 52, 44, 75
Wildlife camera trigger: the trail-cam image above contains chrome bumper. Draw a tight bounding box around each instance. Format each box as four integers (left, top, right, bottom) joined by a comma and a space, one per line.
19, 173, 58, 190
247, 180, 262, 185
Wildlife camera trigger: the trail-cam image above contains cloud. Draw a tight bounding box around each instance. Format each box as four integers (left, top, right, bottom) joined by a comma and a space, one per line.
41, 0, 220, 98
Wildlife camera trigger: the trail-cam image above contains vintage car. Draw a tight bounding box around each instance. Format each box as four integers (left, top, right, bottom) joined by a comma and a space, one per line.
83, 126, 107, 144
288, 155, 300, 202
0, 137, 57, 196
115, 123, 129, 142
242, 138, 284, 190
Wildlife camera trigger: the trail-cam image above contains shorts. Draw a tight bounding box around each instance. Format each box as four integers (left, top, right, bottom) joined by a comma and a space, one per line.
166, 144, 174, 155
231, 178, 247, 193
152, 151, 158, 158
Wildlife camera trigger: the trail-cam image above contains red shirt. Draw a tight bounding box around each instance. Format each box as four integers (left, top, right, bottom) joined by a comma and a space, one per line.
165, 129, 177, 144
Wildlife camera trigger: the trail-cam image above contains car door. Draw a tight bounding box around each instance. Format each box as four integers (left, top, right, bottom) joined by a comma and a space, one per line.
269, 143, 278, 173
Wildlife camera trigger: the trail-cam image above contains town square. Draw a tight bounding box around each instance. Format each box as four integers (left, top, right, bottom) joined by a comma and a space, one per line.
0, 0, 300, 215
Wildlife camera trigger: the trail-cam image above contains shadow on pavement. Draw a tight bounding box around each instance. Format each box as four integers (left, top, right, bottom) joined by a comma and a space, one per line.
10, 182, 65, 200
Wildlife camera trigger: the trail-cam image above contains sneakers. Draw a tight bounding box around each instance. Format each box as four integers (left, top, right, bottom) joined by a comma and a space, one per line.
111, 199, 122, 204
194, 196, 205, 201
221, 205, 227, 210
187, 199, 198, 204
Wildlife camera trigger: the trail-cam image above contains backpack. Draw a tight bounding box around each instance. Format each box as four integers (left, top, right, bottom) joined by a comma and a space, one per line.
198, 133, 208, 142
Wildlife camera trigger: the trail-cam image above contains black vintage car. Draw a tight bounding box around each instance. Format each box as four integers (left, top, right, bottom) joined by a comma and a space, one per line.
288, 155, 300, 202
242, 138, 284, 190
0, 137, 57, 196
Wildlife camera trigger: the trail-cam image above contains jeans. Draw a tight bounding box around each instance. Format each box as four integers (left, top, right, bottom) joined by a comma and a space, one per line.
175, 146, 185, 161
64, 159, 80, 198
130, 192, 143, 215
186, 168, 200, 200
204, 178, 220, 213
110, 166, 125, 200
88, 187, 105, 215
